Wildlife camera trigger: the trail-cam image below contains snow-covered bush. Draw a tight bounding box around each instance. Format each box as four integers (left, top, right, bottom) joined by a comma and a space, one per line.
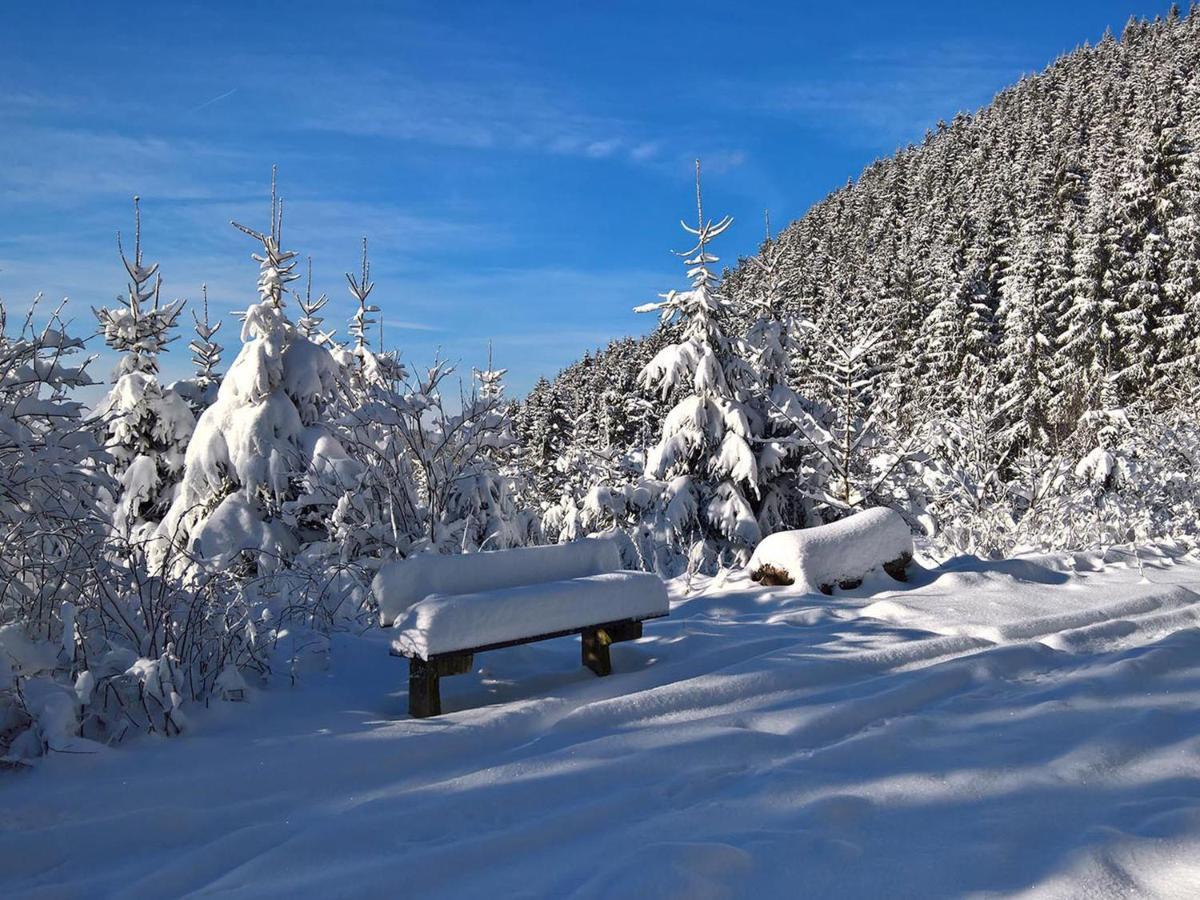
0, 298, 108, 761
341, 357, 539, 562
914, 394, 1200, 559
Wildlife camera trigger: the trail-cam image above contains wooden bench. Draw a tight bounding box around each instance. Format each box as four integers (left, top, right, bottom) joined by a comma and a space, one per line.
400, 610, 661, 719
372, 540, 669, 718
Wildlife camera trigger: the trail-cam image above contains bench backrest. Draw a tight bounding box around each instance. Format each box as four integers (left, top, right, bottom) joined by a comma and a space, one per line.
373, 537, 623, 625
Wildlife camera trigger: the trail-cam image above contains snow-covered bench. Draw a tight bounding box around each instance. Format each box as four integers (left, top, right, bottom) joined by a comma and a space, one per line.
373, 539, 669, 717
748, 507, 913, 594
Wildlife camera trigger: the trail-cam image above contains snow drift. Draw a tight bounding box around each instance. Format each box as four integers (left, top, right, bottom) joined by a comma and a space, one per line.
748, 507, 913, 592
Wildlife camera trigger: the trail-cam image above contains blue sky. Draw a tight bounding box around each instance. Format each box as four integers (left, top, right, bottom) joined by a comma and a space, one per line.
0, 1, 1176, 400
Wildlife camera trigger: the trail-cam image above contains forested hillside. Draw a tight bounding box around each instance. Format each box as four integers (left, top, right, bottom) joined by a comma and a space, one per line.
519, 9, 1200, 558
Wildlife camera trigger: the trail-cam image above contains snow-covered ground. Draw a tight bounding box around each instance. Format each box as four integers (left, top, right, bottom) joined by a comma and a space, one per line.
5, 546, 1200, 898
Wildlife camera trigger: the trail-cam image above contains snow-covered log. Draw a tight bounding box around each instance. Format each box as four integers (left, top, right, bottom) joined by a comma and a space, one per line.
373, 537, 622, 626
748, 508, 913, 593
391, 571, 668, 659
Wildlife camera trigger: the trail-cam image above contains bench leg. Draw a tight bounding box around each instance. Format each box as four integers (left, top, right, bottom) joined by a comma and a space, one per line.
582, 627, 612, 677
603, 620, 643, 643
409, 657, 441, 718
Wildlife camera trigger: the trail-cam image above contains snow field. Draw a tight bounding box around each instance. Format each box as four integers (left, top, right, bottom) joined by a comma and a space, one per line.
3, 547, 1200, 897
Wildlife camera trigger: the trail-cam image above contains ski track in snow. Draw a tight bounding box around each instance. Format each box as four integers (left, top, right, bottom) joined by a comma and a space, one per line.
4, 549, 1200, 898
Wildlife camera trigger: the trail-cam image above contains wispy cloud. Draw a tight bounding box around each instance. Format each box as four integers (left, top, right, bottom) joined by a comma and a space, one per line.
300, 86, 654, 165
381, 319, 441, 333
261, 51, 669, 167
0, 125, 249, 204
188, 87, 238, 114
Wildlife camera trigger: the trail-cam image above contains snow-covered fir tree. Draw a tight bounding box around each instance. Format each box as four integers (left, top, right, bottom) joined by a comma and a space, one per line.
296, 257, 333, 344
740, 211, 814, 533
91, 198, 195, 538
173, 283, 224, 417
158, 176, 358, 575
635, 161, 761, 569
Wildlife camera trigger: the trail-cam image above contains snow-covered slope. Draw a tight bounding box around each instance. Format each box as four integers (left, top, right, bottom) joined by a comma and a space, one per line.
4, 546, 1200, 897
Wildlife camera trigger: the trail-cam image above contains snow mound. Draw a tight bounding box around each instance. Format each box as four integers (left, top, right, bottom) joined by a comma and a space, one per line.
391, 571, 668, 658
373, 537, 623, 626
748, 507, 913, 593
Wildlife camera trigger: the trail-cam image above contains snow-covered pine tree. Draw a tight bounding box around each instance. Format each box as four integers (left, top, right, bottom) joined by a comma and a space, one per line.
338, 237, 404, 397
474, 349, 508, 405
448, 361, 536, 551
636, 161, 760, 569
93, 199, 186, 380
1165, 128, 1200, 386
173, 283, 224, 417
296, 257, 332, 344
920, 354, 1015, 555
996, 204, 1062, 456
742, 210, 815, 533
1058, 199, 1123, 430
91, 198, 195, 538
347, 237, 380, 374
1147, 122, 1196, 390
1111, 121, 1190, 393
920, 214, 997, 416
807, 280, 899, 513
515, 375, 571, 504
1041, 156, 1088, 430
158, 174, 358, 575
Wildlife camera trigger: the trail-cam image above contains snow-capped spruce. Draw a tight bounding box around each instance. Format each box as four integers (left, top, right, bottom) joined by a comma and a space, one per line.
91, 198, 195, 537
741, 210, 817, 533
158, 175, 359, 574
296, 257, 332, 343
173, 283, 225, 417
635, 161, 761, 567
346, 237, 380, 369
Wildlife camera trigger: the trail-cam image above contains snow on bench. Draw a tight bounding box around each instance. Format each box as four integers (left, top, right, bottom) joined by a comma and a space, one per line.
373, 537, 623, 626
392, 572, 668, 660
374, 539, 668, 717
748, 507, 913, 594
